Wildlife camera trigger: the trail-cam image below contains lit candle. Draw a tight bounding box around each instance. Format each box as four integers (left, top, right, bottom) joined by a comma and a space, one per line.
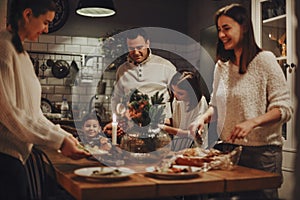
112, 113, 118, 145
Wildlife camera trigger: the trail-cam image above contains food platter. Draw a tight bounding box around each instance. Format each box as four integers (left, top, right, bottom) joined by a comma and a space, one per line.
74, 167, 135, 181
145, 165, 201, 179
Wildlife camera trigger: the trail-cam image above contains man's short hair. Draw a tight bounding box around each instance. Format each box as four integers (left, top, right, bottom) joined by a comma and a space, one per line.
126, 28, 149, 41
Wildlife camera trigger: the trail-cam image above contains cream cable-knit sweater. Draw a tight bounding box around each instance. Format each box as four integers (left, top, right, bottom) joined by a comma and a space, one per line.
210, 51, 293, 146
0, 31, 70, 164
111, 51, 176, 113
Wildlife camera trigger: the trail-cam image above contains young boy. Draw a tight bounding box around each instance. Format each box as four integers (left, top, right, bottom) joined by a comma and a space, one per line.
81, 112, 111, 151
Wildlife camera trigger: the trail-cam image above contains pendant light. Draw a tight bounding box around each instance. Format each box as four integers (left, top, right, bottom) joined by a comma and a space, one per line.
76, 0, 116, 17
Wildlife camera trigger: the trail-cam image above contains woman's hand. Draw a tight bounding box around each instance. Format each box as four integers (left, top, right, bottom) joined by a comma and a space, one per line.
228, 119, 256, 142
229, 108, 282, 143
60, 135, 91, 160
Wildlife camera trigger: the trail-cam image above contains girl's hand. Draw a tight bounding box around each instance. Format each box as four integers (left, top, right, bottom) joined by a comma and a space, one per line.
188, 117, 205, 138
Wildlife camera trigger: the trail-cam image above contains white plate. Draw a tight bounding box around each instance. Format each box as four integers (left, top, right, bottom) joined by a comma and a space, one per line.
145, 165, 201, 179
74, 167, 135, 180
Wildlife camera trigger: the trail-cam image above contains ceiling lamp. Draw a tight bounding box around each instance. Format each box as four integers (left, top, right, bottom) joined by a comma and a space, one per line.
76, 0, 116, 17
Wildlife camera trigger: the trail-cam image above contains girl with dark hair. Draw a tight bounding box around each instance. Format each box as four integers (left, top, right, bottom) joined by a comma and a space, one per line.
160, 71, 209, 151
189, 4, 293, 199
0, 0, 89, 199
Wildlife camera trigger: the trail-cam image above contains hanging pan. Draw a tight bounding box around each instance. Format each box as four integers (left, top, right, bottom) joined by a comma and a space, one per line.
52, 59, 70, 79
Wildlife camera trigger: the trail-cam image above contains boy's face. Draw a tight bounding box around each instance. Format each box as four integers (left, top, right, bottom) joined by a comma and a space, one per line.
83, 119, 101, 138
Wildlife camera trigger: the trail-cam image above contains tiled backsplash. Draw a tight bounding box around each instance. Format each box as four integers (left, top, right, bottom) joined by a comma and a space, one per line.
25, 34, 206, 121
25, 34, 115, 120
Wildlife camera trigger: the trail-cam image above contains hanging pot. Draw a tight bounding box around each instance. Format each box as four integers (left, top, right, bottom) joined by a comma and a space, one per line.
65, 59, 79, 86
46, 56, 55, 67
52, 59, 70, 79
34, 58, 39, 77
40, 60, 47, 79
97, 74, 107, 94
97, 81, 107, 95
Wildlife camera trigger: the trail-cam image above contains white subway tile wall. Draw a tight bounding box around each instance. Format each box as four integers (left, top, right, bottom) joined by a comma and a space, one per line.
55, 36, 72, 44
25, 35, 114, 119
31, 43, 48, 52
39, 35, 55, 43
25, 36, 201, 121
65, 44, 81, 53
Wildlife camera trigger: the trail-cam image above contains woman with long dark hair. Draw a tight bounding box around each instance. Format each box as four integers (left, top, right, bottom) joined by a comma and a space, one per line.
189, 4, 293, 199
0, 1, 89, 199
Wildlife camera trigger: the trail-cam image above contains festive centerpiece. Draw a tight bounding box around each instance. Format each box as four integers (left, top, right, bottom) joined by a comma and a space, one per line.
119, 89, 172, 162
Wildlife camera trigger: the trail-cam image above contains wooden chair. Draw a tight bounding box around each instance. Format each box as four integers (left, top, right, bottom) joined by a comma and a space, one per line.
25, 146, 74, 200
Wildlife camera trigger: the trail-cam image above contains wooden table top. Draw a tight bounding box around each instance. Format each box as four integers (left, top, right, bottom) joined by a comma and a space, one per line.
208, 166, 282, 192
42, 147, 282, 200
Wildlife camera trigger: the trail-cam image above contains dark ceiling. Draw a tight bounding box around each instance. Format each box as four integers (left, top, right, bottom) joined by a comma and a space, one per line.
53, 0, 189, 38
51, 0, 250, 40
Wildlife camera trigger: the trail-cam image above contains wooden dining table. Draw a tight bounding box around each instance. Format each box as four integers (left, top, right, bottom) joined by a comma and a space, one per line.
41, 147, 282, 200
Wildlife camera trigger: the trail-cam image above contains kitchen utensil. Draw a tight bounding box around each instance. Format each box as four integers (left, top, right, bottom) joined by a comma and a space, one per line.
70, 59, 79, 71
30, 56, 35, 65
34, 57, 39, 77
52, 59, 70, 79
46, 56, 55, 67
40, 59, 47, 79
65, 59, 79, 86
97, 75, 106, 95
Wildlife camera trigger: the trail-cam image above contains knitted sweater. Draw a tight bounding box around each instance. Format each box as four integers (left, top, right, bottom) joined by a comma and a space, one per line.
112, 52, 176, 113
210, 51, 293, 146
0, 31, 70, 164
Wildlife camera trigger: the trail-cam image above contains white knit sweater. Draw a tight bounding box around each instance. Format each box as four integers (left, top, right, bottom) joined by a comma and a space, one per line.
0, 31, 70, 164
210, 51, 293, 146
111, 52, 176, 114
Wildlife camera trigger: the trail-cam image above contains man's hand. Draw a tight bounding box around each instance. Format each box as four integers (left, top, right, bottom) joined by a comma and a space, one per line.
103, 122, 124, 137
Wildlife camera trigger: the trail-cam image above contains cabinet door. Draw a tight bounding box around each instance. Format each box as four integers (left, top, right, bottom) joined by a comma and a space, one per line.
252, 0, 297, 151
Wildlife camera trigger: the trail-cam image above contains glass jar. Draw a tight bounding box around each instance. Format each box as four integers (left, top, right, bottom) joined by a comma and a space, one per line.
120, 124, 171, 163
60, 98, 69, 120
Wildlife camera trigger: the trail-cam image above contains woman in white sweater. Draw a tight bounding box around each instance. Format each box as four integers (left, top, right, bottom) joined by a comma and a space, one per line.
189, 4, 293, 199
0, 0, 89, 199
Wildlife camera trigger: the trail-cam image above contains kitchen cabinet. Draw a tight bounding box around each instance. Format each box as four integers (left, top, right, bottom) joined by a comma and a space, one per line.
252, 0, 297, 199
